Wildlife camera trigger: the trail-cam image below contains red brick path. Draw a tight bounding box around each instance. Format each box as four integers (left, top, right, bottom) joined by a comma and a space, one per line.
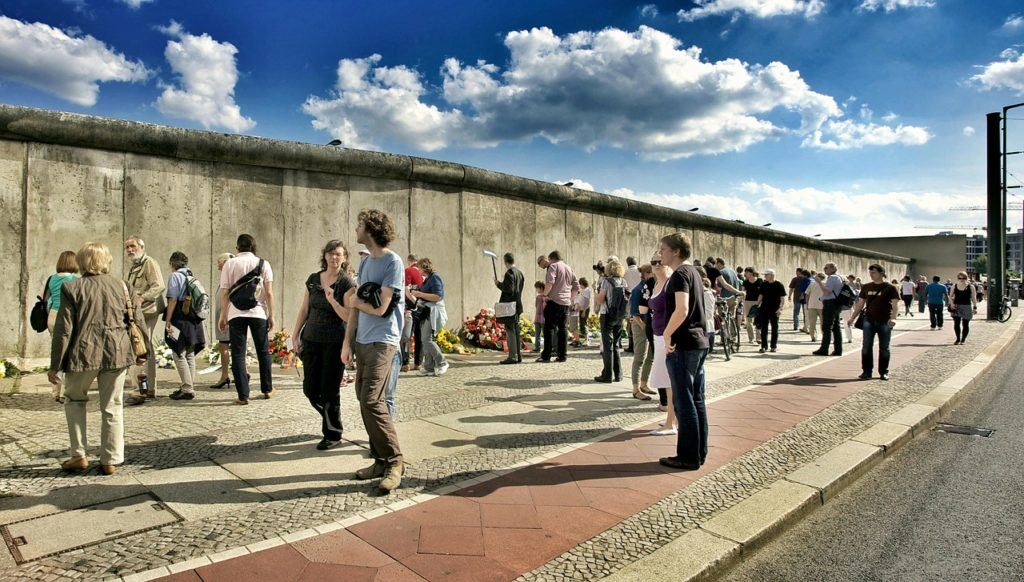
163, 324, 944, 582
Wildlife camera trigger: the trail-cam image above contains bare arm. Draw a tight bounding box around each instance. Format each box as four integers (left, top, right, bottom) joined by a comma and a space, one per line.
341, 289, 359, 365
354, 286, 395, 317
264, 281, 275, 330
292, 290, 310, 349
164, 297, 178, 327
218, 287, 229, 331
718, 275, 740, 295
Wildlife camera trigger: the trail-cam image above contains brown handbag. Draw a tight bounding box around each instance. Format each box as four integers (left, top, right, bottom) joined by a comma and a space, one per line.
121, 282, 150, 359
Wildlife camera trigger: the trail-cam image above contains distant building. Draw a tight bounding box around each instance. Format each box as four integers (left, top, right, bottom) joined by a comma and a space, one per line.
828, 234, 965, 283
964, 228, 1023, 274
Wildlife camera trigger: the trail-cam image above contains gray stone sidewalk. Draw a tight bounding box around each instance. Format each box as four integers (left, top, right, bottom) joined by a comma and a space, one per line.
0, 315, 1000, 581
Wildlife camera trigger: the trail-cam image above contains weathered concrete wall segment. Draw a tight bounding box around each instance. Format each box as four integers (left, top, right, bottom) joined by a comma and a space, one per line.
0, 105, 910, 359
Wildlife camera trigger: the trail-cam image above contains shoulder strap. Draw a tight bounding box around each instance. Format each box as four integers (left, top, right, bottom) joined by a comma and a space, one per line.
42, 275, 54, 300
121, 281, 139, 324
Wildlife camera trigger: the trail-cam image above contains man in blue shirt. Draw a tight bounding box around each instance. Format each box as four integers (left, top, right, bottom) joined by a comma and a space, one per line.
342, 209, 404, 493
925, 275, 948, 330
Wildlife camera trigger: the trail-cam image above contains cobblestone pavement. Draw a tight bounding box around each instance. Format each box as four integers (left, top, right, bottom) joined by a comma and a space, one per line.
0, 316, 1006, 580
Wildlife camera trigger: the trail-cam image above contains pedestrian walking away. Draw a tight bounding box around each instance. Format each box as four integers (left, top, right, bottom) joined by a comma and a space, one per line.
848, 264, 900, 380
342, 209, 405, 492
916, 275, 928, 314
756, 270, 787, 353
788, 268, 804, 331
659, 232, 711, 471
948, 272, 978, 346
293, 240, 355, 449
812, 262, 844, 357
900, 276, 916, 317
623, 256, 642, 353
805, 272, 825, 343
925, 275, 948, 330
48, 242, 151, 476
124, 235, 165, 405
537, 251, 579, 363
164, 252, 207, 401
494, 252, 525, 365
533, 281, 546, 353
43, 251, 79, 403
219, 234, 276, 404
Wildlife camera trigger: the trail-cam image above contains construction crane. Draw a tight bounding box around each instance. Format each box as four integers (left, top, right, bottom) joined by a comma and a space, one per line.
949, 204, 1023, 211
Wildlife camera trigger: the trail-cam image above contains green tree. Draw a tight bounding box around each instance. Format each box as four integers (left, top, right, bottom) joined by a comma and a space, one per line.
972, 255, 988, 274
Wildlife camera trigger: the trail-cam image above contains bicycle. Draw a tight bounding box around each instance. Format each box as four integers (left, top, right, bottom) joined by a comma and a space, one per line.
997, 295, 1013, 323
715, 298, 740, 361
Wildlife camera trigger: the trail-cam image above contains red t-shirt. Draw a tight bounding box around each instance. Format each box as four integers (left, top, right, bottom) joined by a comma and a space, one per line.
404, 265, 424, 310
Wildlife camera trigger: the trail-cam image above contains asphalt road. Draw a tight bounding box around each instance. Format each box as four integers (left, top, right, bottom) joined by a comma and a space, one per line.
724, 331, 1024, 582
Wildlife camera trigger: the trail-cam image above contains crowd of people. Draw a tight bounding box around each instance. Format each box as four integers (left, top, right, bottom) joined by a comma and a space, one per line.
39, 214, 989, 485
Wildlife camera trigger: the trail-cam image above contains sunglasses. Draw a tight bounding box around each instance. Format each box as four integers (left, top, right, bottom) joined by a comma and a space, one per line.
958, 277, 967, 280
651, 260, 662, 266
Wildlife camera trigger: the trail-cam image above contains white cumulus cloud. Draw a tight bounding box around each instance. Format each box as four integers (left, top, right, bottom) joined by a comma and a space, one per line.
0, 15, 149, 106
971, 48, 1024, 96
640, 4, 659, 18
858, 0, 935, 12
1005, 14, 1024, 30
556, 179, 595, 191
963, 126, 976, 137
154, 21, 255, 133
803, 119, 931, 150
118, 0, 154, 8
678, 0, 824, 21
303, 26, 927, 159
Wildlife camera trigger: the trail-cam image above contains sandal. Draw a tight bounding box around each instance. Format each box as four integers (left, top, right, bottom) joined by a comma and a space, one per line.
632, 391, 652, 401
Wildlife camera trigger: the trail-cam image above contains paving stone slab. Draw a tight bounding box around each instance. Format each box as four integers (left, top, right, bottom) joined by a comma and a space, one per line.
602, 528, 740, 582
699, 480, 819, 550
134, 461, 270, 521
214, 440, 371, 500
851, 421, 914, 454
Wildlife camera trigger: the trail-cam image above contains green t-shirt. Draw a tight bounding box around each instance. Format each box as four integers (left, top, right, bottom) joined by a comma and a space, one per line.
48, 273, 77, 311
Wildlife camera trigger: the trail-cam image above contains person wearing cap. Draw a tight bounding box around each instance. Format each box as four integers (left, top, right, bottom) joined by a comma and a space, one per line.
210, 252, 234, 389
755, 269, 787, 353
812, 262, 845, 357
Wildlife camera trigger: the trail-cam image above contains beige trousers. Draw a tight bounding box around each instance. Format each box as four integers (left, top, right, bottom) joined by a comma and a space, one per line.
64, 367, 128, 465
47, 310, 63, 401
131, 314, 159, 394
806, 308, 822, 341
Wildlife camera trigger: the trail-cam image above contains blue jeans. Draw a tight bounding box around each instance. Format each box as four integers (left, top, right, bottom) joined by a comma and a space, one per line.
228, 317, 272, 400
384, 348, 402, 418
667, 348, 710, 466
860, 319, 892, 376
792, 300, 802, 330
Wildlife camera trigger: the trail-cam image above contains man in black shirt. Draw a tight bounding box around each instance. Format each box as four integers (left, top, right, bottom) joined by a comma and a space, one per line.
659, 233, 710, 471
756, 269, 787, 353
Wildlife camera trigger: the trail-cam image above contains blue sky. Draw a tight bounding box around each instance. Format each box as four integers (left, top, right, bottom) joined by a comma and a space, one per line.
1, 0, 1023, 238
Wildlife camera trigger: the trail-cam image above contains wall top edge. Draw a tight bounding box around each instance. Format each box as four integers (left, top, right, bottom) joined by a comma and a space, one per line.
0, 103, 909, 264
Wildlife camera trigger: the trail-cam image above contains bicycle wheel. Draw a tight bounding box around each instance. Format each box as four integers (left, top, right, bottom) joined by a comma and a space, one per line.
721, 331, 731, 360
999, 306, 1012, 323
727, 318, 740, 352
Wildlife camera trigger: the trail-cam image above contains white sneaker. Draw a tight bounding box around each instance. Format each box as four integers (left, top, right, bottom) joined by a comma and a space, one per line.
435, 362, 450, 376
418, 368, 433, 376
650, 428, 678, 436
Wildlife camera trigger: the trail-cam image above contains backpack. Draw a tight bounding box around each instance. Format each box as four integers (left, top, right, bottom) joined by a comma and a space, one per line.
30, 276, 53, 333
604, 277, 628, 322
228, 259, 265, 311
838, 281, 857, 309
181, 275, 211, 320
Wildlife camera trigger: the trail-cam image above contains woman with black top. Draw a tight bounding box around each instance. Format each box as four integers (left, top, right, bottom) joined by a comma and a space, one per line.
948, 271, 978, 346
293, 240, 355, 450
740, 268, 762, 343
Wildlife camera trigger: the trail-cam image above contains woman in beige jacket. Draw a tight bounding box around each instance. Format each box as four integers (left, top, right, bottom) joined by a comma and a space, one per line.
48, 243, 149, 476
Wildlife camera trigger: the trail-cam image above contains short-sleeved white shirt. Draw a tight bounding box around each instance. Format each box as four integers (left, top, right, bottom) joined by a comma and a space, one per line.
219, 252, 274, 321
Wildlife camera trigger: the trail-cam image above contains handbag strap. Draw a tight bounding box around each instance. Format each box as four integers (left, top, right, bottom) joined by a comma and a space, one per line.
122, 281, 140, 325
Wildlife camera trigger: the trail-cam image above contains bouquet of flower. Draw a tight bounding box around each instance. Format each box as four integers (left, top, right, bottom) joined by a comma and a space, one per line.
0, 360, 6, 380
460, 308, 507, 350
587, 313, 600, 332
268, 330, 300, 367
153, 339, 175, 369
436, 327, 476, 354
518, 315, 534, 345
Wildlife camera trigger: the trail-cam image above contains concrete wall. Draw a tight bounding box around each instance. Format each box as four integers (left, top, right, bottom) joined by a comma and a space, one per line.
830, 235, 965, 283
0, 105, 910, 359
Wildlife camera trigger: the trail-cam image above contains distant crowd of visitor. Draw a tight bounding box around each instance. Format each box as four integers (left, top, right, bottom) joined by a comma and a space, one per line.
36, 210, 987, 486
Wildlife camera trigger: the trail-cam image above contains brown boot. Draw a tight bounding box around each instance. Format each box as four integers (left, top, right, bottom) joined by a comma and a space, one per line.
100, 464, 116, 476
355, 460, 386, 480
61, 457, 88, 472
378, 462, 404, 492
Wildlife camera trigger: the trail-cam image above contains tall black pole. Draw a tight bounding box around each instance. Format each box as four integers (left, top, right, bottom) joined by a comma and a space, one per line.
987, 111, 1004, 319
